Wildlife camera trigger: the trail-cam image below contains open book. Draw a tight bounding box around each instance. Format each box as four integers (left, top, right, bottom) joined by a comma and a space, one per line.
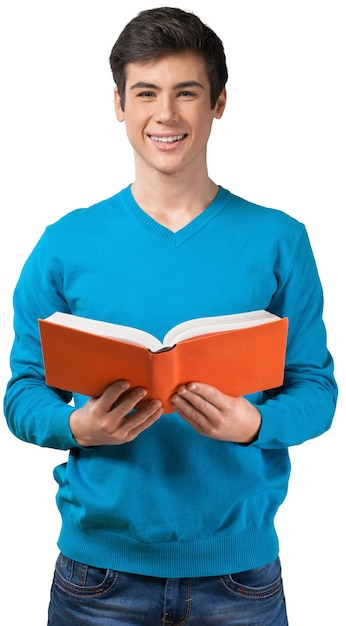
39, 310, 288, 412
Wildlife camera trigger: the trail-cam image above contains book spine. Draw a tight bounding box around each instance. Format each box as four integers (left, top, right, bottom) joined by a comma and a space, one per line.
149, 349, 177, 412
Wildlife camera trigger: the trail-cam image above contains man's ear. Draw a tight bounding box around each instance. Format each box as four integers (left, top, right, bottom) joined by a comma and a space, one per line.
114, 88, 125, 121
213, 88, 227, 119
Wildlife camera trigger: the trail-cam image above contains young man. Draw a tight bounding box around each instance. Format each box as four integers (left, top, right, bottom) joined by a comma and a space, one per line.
4, 7, 337, 625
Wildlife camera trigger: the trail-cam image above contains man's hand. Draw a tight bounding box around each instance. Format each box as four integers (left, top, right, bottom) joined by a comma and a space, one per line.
171, 382, 261, 444
69, 380, 164, 446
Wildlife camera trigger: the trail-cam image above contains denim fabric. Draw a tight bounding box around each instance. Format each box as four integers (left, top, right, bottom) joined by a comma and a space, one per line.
47, 553, 288, 625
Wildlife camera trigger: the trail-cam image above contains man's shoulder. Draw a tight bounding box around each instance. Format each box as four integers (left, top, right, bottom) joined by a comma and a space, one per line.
46, 186, 131, 231
221, 187, 305, 235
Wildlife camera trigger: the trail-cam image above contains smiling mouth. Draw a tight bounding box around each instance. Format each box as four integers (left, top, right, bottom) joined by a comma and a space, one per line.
149, 134, 187, 143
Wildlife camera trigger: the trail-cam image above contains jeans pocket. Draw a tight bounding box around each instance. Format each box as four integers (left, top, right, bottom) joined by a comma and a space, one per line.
221, 557, 283, 599
53, 553, 118, 598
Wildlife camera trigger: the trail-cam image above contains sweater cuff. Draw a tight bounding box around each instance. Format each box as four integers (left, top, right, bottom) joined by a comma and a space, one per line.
251, 402, 286, 449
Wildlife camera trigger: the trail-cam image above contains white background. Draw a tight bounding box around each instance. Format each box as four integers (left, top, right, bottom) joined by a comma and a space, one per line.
1, 1, 345, 623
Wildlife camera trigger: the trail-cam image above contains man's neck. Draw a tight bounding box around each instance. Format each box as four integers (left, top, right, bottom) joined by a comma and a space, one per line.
131, 171, 219, 232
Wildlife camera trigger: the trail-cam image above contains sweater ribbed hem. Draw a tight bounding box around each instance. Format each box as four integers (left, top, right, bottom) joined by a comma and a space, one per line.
57, 522, 279, 578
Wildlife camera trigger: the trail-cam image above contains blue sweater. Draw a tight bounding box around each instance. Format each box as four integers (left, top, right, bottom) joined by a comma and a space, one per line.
4, 186, 337, 576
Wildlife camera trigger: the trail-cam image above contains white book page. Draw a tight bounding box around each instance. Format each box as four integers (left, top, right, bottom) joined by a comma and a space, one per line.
44, 309, 280, 352
44, 312, 164, 351
163, 310, 280, 345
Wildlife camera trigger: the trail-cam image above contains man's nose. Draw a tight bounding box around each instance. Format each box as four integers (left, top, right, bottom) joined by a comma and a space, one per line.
155, 95, 178, 123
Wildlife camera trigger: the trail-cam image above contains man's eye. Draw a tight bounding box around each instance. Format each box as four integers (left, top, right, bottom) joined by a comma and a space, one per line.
178, 91, 195, 98
138, 91, 156, 98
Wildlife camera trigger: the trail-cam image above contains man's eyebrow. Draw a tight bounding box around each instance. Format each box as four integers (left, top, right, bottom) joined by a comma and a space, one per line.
130, 80, 205, 90
130, 82, 159, 90
174, 81, 205, 90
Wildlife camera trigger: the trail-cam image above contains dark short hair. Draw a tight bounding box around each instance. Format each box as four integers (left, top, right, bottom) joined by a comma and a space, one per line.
109, 7, 228, 109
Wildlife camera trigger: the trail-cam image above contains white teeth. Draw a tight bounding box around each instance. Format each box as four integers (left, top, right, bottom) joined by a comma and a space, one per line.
150, 134, 185, 143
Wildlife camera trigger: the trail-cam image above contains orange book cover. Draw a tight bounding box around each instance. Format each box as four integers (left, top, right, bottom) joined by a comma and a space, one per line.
38, 311, 288, 413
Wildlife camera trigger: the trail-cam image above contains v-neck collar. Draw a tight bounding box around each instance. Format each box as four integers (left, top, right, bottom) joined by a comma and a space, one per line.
124, 185, 228, 246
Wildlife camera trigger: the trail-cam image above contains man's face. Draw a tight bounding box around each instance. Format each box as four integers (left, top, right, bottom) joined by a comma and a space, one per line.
114, 51, 226, 178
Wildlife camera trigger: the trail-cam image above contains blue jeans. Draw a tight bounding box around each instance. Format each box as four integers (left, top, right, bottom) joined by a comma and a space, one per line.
48, 553, 288, 625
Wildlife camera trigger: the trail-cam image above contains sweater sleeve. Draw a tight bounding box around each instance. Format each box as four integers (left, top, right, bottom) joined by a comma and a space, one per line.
3, 230, 78, 450
253, 226, 337, 449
